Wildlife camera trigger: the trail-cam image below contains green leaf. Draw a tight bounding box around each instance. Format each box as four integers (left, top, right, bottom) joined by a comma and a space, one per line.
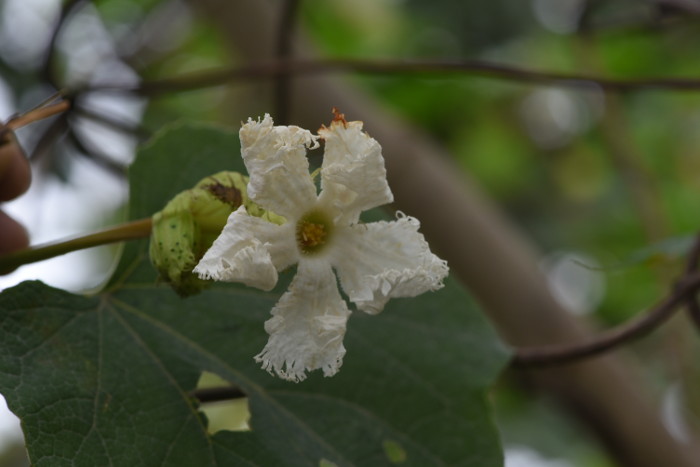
0, 122, 510, 466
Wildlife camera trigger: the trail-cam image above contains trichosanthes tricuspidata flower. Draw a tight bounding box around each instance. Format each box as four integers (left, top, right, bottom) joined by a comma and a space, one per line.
194, 110, 448, 382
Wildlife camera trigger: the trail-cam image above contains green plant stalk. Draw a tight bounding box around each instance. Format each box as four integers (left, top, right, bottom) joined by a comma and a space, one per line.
0, 218, 152, 273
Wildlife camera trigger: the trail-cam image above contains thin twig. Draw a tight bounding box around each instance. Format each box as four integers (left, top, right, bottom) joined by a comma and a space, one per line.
684, 234, 700, 328
190, 385, 246, 403
85, 58, 700, 96
6, 100, 71, 131
66, 129, 128, 177
41, 0, 89, 86
71, 105, 150, 140
511, 271, 700, 368
273, 0, 302, 125
28, 114, 70, 162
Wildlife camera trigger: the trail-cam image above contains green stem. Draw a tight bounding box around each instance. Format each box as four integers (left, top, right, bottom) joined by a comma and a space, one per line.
0, 218, 152, 273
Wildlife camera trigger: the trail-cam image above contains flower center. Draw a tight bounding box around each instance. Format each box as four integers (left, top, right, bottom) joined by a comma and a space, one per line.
296, 210, 332, 255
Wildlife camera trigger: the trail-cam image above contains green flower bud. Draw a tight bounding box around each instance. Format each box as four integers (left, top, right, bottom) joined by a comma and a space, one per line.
149, 171, 282, 296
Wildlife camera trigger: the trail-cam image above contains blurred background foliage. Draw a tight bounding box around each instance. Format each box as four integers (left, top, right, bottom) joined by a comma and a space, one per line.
2, 0, 700, 465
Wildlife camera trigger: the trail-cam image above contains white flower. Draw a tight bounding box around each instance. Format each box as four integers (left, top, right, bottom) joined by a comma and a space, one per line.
194, 112, 449, 382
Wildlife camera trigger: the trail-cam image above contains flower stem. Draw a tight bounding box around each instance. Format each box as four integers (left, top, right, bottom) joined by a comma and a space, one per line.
0, 218, 152, 273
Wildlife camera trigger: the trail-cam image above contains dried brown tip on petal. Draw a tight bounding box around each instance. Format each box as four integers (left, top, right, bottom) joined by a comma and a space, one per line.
331, 107, 348, 126
319, 108, 348, 136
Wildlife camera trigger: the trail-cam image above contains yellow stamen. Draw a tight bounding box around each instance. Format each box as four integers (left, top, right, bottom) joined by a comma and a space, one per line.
298, 221, 326, 249
296, 210, 331, 255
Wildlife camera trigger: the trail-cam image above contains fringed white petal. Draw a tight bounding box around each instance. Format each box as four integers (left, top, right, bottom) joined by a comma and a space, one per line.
332, 213, 448, 315
240, 114, 319, 219
254, 260, 351, 382
199, 114, 450, 382
194, 207, 297, 291
318, 118, 393, 224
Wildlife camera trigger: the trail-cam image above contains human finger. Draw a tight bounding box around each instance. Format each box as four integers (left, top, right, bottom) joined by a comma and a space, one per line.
0, 127, 31, 202
0, 210, 29, 273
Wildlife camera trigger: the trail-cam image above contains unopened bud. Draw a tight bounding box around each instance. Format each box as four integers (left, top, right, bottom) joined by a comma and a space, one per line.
150, 171, 281, 296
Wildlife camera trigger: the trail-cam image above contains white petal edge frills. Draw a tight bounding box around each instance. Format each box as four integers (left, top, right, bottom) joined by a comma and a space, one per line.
254, 260, 351, 383
240, 115, 318, 220
331, 213, 449, 315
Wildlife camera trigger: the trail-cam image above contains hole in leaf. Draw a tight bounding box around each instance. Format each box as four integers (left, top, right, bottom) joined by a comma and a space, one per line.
195, 372, 250, 433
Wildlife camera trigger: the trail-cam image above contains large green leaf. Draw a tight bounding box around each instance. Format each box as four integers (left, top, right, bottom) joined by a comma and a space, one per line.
0, 123, 510, 466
